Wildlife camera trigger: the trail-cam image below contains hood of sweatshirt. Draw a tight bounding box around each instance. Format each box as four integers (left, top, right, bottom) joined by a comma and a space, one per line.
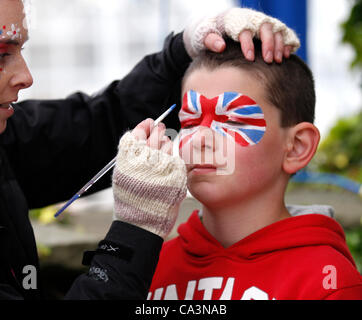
177, 210, 355, 267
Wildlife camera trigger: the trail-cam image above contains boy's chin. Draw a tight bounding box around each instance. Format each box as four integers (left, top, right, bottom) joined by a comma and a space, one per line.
188, 181, 228, 206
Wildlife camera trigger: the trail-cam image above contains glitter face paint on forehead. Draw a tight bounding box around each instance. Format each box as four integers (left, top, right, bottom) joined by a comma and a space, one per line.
178, 90, 266, 149
0, 24, 22, 40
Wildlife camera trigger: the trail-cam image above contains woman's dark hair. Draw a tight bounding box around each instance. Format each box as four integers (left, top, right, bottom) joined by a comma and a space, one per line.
183, 38, 316, 127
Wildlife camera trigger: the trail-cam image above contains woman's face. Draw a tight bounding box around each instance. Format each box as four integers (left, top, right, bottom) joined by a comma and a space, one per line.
0, 0, 33, 134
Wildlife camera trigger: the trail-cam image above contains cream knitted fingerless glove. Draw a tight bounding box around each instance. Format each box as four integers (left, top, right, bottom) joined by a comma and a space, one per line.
183, 7, 300, 58
112, 132, 187, 239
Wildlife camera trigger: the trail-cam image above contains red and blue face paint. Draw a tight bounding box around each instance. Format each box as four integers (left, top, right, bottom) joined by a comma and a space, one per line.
178, 90, 266, 150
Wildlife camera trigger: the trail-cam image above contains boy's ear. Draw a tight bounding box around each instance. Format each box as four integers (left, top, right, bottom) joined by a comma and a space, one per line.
283, 122, 320, 174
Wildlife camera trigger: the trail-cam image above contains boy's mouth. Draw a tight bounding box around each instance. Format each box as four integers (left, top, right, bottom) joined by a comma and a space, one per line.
188, 164, 218, 174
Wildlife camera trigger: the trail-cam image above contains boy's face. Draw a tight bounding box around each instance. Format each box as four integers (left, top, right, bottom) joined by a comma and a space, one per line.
180, 66, 289, 208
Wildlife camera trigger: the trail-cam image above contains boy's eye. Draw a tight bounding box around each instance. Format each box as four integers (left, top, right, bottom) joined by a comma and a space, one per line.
181, 119, 200, 129
226, 120, 246, 126
183, 124, 196, 129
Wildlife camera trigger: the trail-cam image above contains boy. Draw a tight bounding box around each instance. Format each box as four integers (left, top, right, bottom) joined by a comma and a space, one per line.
147, 38, 362, 300
0, 1, 297, 299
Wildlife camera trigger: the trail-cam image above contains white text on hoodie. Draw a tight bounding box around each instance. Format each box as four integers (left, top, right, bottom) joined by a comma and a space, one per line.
148, 277, 276, 300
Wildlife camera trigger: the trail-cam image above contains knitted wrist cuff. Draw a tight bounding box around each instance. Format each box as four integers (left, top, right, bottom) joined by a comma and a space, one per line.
112, 132, 187, 239
184, 17, 222, 58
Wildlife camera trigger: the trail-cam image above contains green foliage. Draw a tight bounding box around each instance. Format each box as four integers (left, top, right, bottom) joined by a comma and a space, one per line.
29, 205, 70, 225
313, 111, 362, 182
341, 0, 362, 70
311, 1, 362, 183
345, 225, 362, 273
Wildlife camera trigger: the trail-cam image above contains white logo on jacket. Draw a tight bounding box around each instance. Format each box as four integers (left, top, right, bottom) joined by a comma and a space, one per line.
148, 277, 275, 300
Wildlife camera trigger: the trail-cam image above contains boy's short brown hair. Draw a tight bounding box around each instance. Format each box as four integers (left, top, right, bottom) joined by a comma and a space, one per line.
183, 38, 316, 127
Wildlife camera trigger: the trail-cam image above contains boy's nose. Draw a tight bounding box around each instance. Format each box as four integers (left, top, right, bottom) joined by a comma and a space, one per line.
9, 55, 33, 90
191, 126, 216, 151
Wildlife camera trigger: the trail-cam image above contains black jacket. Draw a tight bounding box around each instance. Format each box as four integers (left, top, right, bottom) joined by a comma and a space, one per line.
0, 32, 191, 299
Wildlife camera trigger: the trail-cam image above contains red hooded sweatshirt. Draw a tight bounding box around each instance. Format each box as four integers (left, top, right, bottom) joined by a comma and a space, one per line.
149, 211, 362, 300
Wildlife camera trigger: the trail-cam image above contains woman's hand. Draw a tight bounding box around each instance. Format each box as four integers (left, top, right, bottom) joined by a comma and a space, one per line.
131, 118, 173, 155
183, 7, 300, 63
204, 23, 292, 63
112, 119, 187, 240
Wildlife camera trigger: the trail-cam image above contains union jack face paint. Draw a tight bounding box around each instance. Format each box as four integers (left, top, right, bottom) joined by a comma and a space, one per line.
178, 90, 266, 150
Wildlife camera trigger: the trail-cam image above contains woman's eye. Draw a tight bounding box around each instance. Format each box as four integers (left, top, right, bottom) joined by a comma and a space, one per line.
0, 53, 11, 60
